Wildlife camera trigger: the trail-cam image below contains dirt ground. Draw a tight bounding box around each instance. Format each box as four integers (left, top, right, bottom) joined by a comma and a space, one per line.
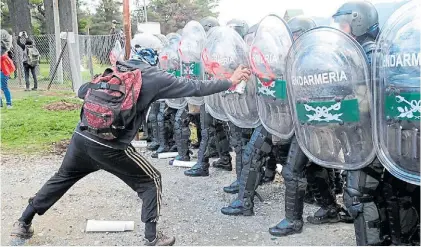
1, 149, 356, 246
44, 101, 80, 111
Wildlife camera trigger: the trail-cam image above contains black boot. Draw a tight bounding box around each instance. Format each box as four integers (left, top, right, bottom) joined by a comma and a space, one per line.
306, 165, 341, 225
212, 156, 232, 171
269, 218, 304, 237
269, 136, 306, 237
185, 106, 213, 177
213, 120, 232, 171
223, 180, 239, 194
269, 187, 305, 237
307, 205, 341, 224
151, 145, 170, 158
222, 124, 250, 194
184, 162, 209, 177
169, 151, 191, 166
221, 198, 254, 216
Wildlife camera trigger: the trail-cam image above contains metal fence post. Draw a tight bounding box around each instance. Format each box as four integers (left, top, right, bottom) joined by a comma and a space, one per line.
65, 32, 82, 93
87, 30, 94, 80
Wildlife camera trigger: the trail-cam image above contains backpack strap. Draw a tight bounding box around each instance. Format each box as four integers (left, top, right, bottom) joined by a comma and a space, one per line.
88, 81, 125, 93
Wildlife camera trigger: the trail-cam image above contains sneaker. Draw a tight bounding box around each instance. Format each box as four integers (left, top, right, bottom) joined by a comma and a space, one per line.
24, 88, 30, 92
10, 221, 34, 239
7, 105, 12, 109
144, 231, 175, 246
31, 88, 37, 91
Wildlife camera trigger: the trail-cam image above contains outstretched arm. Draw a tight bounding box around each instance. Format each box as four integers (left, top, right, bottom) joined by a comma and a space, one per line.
150, 65, 251, 100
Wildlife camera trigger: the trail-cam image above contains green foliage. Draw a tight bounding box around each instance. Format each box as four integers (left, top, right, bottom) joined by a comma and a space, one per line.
89, 0, 123, 35
147, 0, 220, 34
0, 93, 81, 154
1, 2, 12, 32
3, 0, 219, 37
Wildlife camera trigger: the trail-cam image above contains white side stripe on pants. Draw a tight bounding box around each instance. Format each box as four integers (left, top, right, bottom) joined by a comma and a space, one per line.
125, 146, 162, 222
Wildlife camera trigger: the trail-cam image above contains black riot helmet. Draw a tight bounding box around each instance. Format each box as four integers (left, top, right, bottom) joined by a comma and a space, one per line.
332, 0, 379, 39
287, 16, 317, 40
200, 16, 220, 32
227, 19, 249, 38
244, 23, 258, 46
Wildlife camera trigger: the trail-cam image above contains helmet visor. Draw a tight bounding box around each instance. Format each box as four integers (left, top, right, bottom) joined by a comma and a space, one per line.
332, 13, 353, 34
228, 24, 245, 37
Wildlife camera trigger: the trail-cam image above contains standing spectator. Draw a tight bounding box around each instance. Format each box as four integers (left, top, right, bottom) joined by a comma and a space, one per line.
1, 29, 14, 109
109, 20, 121, 35
17, 31, 40, 91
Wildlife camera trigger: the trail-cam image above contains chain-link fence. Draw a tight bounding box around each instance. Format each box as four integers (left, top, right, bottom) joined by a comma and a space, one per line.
79, 34, 125, 83
8, 34, 125, 91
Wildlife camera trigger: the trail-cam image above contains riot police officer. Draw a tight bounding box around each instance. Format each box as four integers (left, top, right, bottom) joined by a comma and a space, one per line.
218, 19, 256, 192
221, 17, 346, 239
333, 1, 420, 245
184, 16, 234, 176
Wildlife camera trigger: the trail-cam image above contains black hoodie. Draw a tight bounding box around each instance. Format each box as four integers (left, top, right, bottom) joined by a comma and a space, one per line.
75, 59, 232, 149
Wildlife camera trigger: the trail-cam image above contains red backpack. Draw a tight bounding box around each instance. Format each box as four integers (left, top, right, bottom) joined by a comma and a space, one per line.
80, 65, 142, 140
1, 54, 15, 77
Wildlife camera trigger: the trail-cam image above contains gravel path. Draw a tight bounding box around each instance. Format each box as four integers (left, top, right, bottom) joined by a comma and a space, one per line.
1, 150, 355, 246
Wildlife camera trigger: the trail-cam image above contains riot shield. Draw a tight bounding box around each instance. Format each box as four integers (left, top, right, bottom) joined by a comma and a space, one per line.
202, 26, 260, 128
202, 27, 229, 121
250, 14, 294, 140
154, 33, 169, 47
179, 21, 207, 106
286, 27, 375, 170
161, 33, 187, 109
372, 0, 420, 185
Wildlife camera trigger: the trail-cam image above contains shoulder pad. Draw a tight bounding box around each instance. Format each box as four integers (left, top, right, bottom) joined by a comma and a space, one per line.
361, 40, 376, 66
361, 40, 376, 56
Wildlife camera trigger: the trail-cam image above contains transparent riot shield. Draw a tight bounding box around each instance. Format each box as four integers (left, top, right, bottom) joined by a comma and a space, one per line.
179, 21, 207, 106
286, 27, 375, 170
161, 33, 187, 109
201, 26, 260, 128
202, 27, 229, 121
250, 14, 294, 140
372, 0, 420, 185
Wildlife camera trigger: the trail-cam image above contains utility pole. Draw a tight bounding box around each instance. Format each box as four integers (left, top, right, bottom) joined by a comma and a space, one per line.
69, 0, 82, 92
123, 0, 132, 60
143, 0, 148, 22
52, 0, 63, 83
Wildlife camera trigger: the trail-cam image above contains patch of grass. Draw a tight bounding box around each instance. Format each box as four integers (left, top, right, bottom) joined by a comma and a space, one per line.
1, 92, 82, 154
37, 63, 110, 82
8, 63, 110, 90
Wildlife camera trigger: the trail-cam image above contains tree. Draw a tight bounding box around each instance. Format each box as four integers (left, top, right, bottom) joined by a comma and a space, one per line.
90, 0, 123, 35
59, 0, 73, 32
195, 0, 219, 17
29, 0, 47, 35
147, 0, 219, 34
43, 0, 54, 34
6, 0, 33, 35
